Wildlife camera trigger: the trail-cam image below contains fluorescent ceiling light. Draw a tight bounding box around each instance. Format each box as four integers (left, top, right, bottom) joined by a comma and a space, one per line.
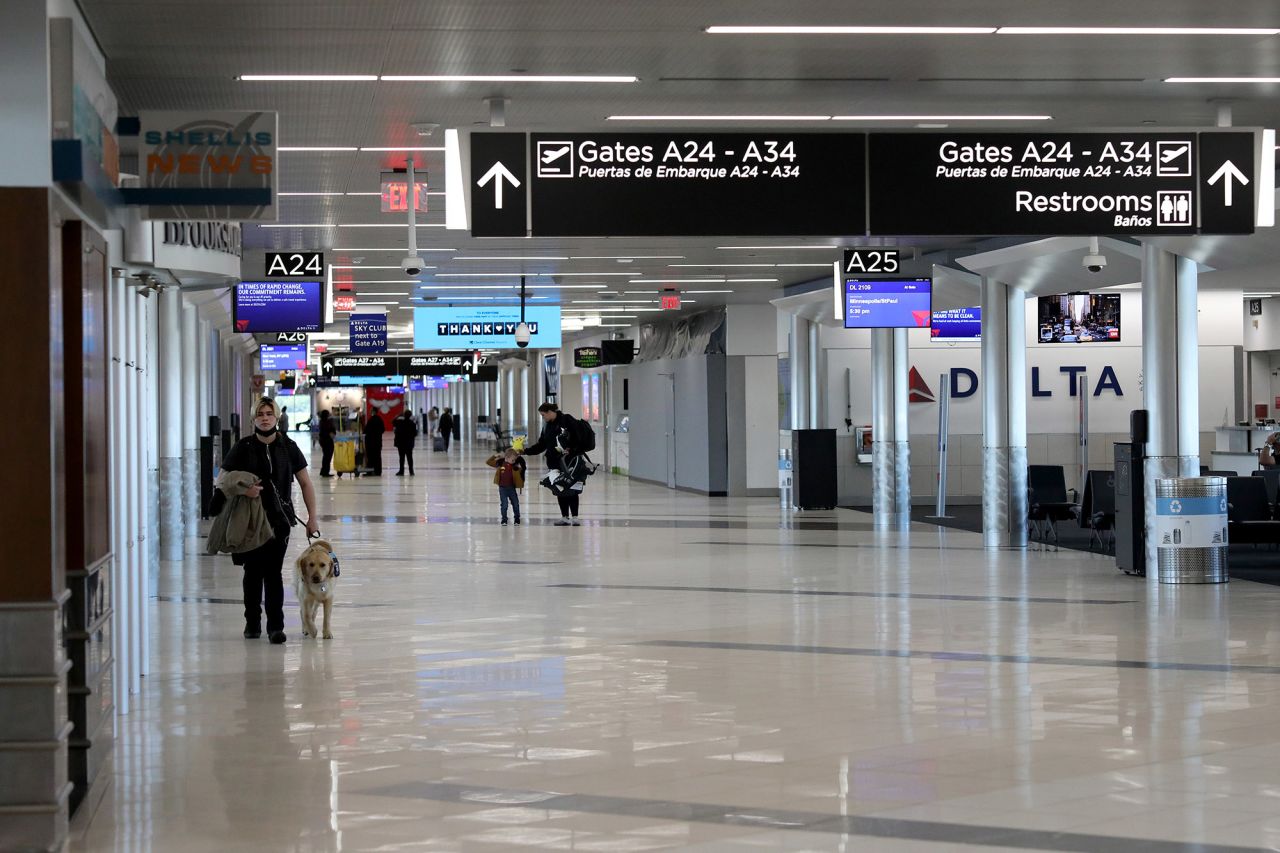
278, 191, 346, 196
570, 255, 685, 259
239, 74, 377, 81
277, 146, 358, 152
668, 263, 832, 268
1165, 77, 1280, 83
717, 244, 840, 250
999, 26, 1280, 35
416, 284, 607, 290
339, 223, 446, 228
332, 248, 456, 252
608, 114, 831, 121
451, 256, 569, 261
258, 223, 336, 228
686, 290, 734, 293
832, 114, 1052, 121
382, 74, 637, 83
629, 277, 778, 283
359, 146, 445, 152
343, 192, 383, 196
328, 265, 406, 270
706, 25, 996, 34
348, 291, 408, 296
434, 272, 632, 277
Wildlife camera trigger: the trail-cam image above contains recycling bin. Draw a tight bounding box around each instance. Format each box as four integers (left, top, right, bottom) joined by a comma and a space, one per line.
1153, 477, 1228, 584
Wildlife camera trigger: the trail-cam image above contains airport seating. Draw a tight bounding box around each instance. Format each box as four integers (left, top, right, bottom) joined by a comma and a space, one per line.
1251, 469, 1280, 506
1078, 469, 1116, 553
1027, 465, 1078, 550
1226, 476, 1280, 547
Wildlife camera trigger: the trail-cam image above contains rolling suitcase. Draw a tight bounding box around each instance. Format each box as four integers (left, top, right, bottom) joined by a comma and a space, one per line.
433, 435, 446, 453
334, 438, 357, 477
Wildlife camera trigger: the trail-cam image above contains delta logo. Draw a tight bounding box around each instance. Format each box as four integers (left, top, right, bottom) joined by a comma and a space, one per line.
908, 365, 1125, 403
908, 367, 936, 403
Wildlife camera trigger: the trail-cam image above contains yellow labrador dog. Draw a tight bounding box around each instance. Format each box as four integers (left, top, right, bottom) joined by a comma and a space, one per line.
294, 538, 338, 639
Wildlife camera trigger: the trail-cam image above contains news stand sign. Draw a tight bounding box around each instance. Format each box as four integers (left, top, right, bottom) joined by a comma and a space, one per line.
139, 110, 278, 221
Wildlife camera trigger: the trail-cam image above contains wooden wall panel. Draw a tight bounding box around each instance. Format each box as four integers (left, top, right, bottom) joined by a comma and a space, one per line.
0, 188, 63, 601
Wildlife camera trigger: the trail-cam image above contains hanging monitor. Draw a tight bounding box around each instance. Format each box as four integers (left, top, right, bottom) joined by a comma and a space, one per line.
1036, 292, 1121, 343
930, 307, 981, 340
234, 281, 324, 333
842, 278, 932, 329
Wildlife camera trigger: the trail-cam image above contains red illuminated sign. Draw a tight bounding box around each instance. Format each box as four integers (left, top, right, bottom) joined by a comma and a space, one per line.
380, 178, 429, 213
334, 295, 356, 312
660, 292, 681, 310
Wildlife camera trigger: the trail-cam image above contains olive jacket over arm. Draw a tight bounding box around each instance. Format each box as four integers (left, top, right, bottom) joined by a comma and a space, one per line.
206, 470, 275, 555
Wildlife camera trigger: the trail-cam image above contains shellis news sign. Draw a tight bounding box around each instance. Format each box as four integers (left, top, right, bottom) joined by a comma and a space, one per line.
139, 110, 278, 221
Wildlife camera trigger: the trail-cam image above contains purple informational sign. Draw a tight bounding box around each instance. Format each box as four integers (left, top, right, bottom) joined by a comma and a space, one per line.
234, 281, 324, 333
408, 377, 448, 391
843, 278, 932, 329
930, 307, 981, 340
349, 313, 388, 353
258, 344, 307, 370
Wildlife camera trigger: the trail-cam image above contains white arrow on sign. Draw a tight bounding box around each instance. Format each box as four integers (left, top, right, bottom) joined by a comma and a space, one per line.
1207, 159, 1249, 207
322, 361, 334, 374
477, 161, 521, 210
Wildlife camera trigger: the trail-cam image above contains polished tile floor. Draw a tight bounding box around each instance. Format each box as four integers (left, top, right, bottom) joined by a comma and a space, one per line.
73, 442, 1280, 852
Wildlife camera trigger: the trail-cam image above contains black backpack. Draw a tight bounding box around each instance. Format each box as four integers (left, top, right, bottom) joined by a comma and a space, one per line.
568, 416, 596, 453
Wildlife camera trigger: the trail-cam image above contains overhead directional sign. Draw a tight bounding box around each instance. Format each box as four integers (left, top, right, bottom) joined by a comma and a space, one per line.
470, 132, 528, 237
1198, 132, 1256, 235
868, 132, 1211, 236
528, 133, 866, 237
321, 352, 490, 378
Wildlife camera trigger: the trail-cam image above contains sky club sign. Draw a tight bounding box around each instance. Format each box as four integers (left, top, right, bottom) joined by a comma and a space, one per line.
908, 365, 1125, 403
139, 110, 278, 221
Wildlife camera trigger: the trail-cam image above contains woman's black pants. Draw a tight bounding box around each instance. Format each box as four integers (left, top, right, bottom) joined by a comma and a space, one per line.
242, 534, 290, 632
319, 439, 334, 475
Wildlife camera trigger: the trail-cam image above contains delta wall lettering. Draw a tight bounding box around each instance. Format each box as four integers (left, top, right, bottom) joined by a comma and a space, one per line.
934, 365, 1124, 400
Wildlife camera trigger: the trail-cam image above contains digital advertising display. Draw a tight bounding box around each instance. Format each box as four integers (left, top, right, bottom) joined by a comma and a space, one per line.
1037, 293, 1121, 344
234, 280, 324, 333
930, 307, 981, 340
843, 278, 932, 329
412, 305, 563, 350
258, 344, 307, 371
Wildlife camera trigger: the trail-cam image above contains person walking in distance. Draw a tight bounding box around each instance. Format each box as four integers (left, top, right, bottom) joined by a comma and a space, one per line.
363, 409, 385, 476
521, 402, 587, 526
438, 407, 454, 452
317, 409, 337, 477
393, 410, 418, 476
279, 406, 290, 433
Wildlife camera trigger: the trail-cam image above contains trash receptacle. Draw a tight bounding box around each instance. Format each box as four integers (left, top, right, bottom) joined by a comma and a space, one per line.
1154, 477, 1228, 584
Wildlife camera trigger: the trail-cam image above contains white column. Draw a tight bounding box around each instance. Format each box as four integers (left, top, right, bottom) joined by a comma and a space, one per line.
789, 315, 810, 430
1142, 246, 1201, 578
181, 302, 199, 529
981, 277, 1011, 548
132, 291, 150, 676
109, 272, 131, 713
807, 320, 821, 429
891, 327, 910, 512
157, 290, 184, 560
1007, 287, 1028, 549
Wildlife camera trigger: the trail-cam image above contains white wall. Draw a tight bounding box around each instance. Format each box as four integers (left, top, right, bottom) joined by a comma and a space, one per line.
2, 1, 51, 185
725, 305, 783, 494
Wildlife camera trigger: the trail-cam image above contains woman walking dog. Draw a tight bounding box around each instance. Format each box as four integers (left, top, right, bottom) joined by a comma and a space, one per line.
220, 397, 320, 644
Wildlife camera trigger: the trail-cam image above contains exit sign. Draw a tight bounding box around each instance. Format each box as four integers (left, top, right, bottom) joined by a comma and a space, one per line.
660, 292, 681, 310
334, 295, 356, 312
380, 171, 428, 213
